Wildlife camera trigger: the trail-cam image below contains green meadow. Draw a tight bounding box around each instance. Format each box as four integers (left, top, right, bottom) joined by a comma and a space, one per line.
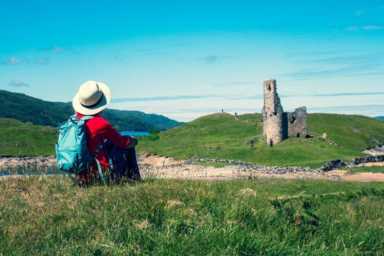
1, 177, 384, 255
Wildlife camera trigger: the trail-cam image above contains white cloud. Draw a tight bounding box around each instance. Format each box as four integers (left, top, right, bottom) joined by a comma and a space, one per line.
346, 25, 384, 31
362, 25, 384, 30
3, 56, 22, 65
8, 80, 30, 88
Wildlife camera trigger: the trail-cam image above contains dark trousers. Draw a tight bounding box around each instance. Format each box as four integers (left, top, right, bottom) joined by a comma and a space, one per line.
104, 142, 141, 182
76, 142, 141, 186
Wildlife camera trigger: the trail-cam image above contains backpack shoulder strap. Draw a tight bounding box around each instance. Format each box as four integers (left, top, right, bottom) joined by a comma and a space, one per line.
81, 115, 94, 121
70, 114, 93, 122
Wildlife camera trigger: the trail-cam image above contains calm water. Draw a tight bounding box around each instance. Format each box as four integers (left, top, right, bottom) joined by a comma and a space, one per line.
120, 131, 150, 137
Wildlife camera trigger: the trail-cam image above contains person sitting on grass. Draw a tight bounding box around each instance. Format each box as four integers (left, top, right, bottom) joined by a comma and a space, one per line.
72, 80, 141, 185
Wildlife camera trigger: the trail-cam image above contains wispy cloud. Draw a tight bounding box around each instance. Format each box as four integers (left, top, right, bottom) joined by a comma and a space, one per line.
314, 54, 378, 65
311, 92, 384, 97
2, 56, 23, 65
8, 80, 30, 88
202, 55, 220, 64
283, 52, 384, 79
213, 80, 259, 87
200, 55, 231, 64
346, 25, 384, 31
34, 57, 50, 65
283, 65, 383, 80
112, 95, 217, 103
39, 45, 65, 54
310, 104, 384, 116
1, 56, 51, 66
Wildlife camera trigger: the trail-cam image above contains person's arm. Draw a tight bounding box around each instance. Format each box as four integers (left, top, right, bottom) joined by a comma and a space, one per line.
101, 122, 135, 149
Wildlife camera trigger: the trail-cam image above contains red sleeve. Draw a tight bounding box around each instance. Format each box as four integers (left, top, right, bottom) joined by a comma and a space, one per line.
97, 118, 131, 149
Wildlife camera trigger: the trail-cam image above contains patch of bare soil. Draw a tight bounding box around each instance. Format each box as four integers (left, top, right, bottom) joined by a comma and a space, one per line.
342, 173, 384, 182
139, 154, 183, 167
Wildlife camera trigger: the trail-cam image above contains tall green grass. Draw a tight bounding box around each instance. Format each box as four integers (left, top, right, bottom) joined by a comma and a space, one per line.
1, 177, 384, 255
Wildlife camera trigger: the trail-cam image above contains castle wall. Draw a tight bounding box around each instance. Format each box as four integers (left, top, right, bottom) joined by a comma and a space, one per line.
262, 80, 284, 145
263, 113, 284, 145
287, 107, 308, 138
262, 80, 308, 146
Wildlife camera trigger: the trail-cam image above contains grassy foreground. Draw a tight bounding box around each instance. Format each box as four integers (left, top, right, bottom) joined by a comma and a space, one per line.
1, 177, 384, 255
139, 113, 384, 167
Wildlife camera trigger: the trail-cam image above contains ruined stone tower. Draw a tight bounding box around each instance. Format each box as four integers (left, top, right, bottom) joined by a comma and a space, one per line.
262, 79, 308, 146
262, 80, 284, 146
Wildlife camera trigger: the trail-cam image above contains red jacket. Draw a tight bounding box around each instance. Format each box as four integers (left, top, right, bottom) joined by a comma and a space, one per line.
76, 113, 131, 168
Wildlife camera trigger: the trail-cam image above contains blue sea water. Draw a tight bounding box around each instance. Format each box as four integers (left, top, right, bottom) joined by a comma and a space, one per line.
120, 131, 150, 137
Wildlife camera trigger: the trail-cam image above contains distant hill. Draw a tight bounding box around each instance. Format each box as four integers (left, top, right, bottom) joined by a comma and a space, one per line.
139, 113, 384, 167
377, 116, 384, 121
0, 90, 180, 131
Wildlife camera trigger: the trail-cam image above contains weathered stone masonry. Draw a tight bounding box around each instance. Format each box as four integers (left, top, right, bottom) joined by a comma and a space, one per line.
262, 79, 308, 146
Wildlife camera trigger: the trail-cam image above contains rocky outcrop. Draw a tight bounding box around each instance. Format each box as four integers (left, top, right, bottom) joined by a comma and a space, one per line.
321, 160, 347, 171
352, 155, 384, 165
321, 155, 384, 171
190, 158, 321, 174
0, 156, 57, 175
363, 146, 384, 156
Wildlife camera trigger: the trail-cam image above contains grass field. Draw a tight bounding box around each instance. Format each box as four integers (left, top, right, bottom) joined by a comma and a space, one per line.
1, 177, 384, 255
350, 166, 384, 173
139, 113, 384, 167
0, 118, 56, 157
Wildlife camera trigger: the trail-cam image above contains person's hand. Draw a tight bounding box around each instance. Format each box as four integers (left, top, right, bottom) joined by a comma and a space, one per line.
128, 137, 138, 148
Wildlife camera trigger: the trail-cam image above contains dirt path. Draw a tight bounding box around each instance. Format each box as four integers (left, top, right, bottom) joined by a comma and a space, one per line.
140, 155, 384, 182
341, 173, 384, 182
2, 155, 384, 182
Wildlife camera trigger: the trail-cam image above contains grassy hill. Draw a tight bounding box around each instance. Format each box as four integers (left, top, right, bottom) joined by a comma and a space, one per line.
2, 112, 384, 163
0, 118, 56, 156
0, 90, 180, 131
139, 113, 384, 167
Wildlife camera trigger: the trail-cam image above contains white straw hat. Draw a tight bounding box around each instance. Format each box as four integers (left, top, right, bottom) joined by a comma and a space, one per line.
72, 80, 112, 115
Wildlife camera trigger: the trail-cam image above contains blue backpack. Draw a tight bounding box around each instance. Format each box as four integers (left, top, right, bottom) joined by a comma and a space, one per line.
55, 115, 93, 173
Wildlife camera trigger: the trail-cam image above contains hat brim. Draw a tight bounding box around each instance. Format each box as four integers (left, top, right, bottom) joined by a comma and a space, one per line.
72, 82, 112, 115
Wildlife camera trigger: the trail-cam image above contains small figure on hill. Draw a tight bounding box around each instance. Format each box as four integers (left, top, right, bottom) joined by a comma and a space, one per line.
56, 81, 141, 185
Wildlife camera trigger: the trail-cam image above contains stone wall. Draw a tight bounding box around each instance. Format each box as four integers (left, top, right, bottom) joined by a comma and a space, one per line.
288, 107, 308, 138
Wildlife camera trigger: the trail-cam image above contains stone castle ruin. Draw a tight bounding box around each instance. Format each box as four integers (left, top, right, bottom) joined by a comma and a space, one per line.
262, 79, 308, 146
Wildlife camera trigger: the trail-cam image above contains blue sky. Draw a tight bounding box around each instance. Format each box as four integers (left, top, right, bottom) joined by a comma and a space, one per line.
1, 0, 384, 121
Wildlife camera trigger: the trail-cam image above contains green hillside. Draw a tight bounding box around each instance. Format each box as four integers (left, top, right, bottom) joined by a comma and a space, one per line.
0, 118, 56, 156
0, 90, 180, 131
139, 113, 384, 167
